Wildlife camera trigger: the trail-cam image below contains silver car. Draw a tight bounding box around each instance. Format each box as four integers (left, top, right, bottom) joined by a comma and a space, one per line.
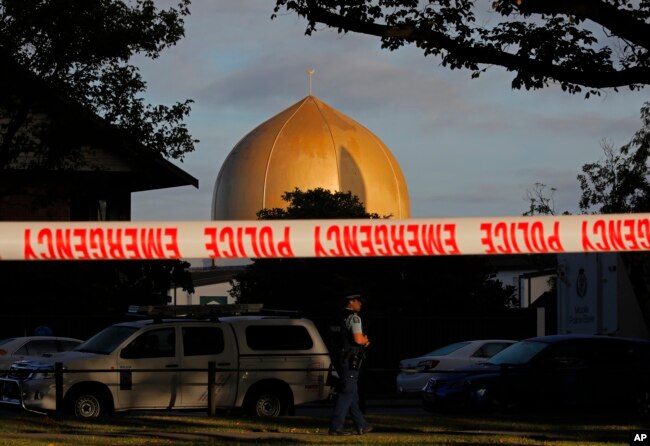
396, 339, 516, 394
0, 336, 83, 372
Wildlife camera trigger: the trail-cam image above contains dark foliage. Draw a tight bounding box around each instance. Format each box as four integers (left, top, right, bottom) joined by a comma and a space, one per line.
0, 0, 196, 172
274, 0, 650, 95
578, 103, 650, 214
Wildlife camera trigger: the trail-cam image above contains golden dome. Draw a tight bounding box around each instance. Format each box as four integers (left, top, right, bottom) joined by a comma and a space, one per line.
212, 95, 410, 220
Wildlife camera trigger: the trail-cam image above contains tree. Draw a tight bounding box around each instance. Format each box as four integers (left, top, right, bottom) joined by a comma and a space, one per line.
578, 103, 650, 214
522, 182, 573, 217
523, 182, 560, 216
0, 0, 196, 171
257, 187, 381, 220
574, 103, 650, 329
273, 0, 650, 95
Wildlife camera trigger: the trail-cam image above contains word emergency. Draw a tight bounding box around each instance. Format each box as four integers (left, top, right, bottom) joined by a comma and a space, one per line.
313, 223, 459, 257
24, 227, 181, 260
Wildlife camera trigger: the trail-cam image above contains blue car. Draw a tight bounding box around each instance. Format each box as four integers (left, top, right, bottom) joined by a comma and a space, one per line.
422, 334, 650, 413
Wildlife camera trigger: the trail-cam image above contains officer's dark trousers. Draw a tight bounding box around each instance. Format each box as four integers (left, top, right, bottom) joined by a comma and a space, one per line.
329, 363, 367, 431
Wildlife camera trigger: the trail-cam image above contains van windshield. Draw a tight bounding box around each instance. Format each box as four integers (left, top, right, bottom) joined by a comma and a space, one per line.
76, 326, 139, 355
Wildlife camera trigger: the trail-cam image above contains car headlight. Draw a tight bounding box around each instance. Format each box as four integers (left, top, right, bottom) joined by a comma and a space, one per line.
423, 378, 438, 392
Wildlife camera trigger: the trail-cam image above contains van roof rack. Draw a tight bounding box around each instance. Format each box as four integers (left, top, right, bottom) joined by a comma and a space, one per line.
127, 303, 265, 320
258, 308, 301, 318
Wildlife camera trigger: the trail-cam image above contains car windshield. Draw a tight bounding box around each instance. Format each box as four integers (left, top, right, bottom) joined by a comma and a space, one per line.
75, 326, 139, 355
486, 340, 548, 365
424, 341, 471, 357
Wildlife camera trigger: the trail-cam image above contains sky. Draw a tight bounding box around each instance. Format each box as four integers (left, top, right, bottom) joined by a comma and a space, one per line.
130, 1, 647, 222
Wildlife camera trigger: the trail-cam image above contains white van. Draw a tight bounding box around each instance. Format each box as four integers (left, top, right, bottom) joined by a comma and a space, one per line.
0, 305, 333, 418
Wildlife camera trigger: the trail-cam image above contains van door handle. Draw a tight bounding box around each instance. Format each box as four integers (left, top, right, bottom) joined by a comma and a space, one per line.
165, 364, 179, 368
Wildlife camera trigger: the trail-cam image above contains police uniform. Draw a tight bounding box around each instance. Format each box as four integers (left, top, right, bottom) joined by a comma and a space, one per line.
329, 300, 370, 435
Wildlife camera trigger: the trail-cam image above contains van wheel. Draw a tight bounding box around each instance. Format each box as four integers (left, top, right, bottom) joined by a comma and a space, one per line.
67, 390, 108, 418
247, 389, 285, 418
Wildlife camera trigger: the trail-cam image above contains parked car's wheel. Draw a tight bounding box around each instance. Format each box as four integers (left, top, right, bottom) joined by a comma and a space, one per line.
66, 388, 110, 418
471, 387, 499, 412
247, 387, 287, 418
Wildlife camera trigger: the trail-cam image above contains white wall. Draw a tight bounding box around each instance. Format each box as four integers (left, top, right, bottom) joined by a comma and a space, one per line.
519, 274, 554, 308
170, 282, 235, 306
557, 253, 648, 337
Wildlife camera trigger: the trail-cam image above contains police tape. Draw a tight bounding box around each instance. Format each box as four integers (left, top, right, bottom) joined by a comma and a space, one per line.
1, 213, 650, 261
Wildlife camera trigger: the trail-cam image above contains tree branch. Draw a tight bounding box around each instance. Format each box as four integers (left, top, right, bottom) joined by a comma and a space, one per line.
514, 0, 650, 52
303, 4, 650, 89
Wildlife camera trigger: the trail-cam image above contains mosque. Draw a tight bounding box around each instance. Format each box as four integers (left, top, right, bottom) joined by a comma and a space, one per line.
211, 94, 410, 221
185, 93, 411, 305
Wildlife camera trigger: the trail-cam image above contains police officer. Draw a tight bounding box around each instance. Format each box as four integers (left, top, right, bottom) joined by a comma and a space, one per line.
329, 294, 373, 436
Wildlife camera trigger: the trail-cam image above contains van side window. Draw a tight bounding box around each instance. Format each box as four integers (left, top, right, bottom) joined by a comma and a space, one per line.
121, 328, 175, 359
246, 326, 313, 350
182, 327, 225, 356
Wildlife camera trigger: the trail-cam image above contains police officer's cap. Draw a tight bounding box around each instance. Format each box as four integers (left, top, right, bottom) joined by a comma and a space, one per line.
344, 294, 364, 303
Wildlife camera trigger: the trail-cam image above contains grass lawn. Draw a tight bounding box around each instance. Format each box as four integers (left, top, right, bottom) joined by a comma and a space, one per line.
0, 408, 646, 445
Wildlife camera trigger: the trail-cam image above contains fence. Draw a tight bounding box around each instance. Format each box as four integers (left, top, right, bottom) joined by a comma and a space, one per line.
0, 361, 334, 417
5, 358, 645, 416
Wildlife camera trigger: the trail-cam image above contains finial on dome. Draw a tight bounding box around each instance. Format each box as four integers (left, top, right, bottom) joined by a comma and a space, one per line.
307, 69, 315, 95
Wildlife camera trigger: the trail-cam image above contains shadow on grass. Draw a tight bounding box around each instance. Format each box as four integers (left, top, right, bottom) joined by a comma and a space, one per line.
0, 405, 646, 444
